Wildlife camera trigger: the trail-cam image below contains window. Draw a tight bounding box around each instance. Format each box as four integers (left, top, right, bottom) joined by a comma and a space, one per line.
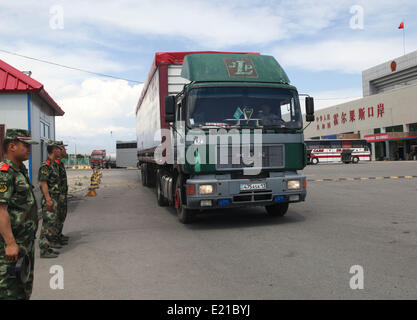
40, 122, 50, 139
409, 123, 417, 133
385, 125, 403, 133
187, 87, 302, 129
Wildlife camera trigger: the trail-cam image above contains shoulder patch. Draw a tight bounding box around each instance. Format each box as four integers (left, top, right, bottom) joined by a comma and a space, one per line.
0, 181, 7, 193
0, 163, 10, 172
41, 168, 49, 175
46, 160, 51, 166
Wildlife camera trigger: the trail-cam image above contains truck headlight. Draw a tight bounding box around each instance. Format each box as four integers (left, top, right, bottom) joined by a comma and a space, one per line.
287, 180, 301, 190
199, 185, 214, 194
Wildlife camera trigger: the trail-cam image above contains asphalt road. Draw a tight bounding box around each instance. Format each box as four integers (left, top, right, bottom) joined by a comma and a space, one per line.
31, 162, 417, 299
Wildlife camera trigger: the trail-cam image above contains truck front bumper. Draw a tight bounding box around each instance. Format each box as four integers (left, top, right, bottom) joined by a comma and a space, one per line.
185, 173, 307, 210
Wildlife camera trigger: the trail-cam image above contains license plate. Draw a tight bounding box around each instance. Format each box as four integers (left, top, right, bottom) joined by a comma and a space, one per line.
240, 183, 267, 191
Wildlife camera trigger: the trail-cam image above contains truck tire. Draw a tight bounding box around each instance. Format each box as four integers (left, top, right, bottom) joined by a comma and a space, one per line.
174, 175, 196, 224
141, 163, 155, 187
352, 156, 359, 164
265, 202, 289, 217
140, 163, 147, 186
311, 157, 319, 165
147, 164, 156, 187
156, 170, 169, 207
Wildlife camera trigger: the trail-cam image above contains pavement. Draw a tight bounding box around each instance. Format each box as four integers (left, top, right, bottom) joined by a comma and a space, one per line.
31, 162, 417, 299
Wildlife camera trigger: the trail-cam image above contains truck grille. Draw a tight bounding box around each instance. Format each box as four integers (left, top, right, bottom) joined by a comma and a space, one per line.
216, 145, 284, 170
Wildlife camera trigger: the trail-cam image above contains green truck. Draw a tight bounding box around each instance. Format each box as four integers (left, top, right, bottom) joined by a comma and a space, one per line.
136, 51, 315, 223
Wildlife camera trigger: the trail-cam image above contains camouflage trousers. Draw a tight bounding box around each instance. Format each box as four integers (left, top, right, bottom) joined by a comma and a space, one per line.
57, 194, 67, 237
39, 195, 60, 252
0, 240, 35, 300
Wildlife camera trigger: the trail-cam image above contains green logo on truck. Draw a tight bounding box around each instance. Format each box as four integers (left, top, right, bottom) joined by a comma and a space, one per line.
224, 58, 258, 78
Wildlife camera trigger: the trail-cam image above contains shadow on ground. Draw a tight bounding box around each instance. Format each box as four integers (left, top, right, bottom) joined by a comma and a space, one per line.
162, 206, 307, 230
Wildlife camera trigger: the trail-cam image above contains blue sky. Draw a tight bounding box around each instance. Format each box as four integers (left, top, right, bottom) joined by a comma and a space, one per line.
0, 0, 416, 153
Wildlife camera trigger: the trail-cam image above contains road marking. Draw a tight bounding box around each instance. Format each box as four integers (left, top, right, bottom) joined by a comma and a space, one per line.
308, 175, 417, 183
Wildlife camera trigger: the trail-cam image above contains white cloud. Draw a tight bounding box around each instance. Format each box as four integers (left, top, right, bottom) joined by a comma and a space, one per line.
273, 38, 417, 74
1, 0, 417, 49
55, 78, 143, 153
298, 88, 362, 116
311, 89, 363, 110
0, 0, 360, 48
0, 42, 128, 94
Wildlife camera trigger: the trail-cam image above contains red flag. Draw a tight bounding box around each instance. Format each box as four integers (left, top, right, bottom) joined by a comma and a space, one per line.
398, 21, 404, 29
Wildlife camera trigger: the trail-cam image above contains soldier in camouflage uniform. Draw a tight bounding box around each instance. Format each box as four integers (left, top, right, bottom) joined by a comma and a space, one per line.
38, 141, 63, 258
0, 129, 39, 300
56, 141, 69, 244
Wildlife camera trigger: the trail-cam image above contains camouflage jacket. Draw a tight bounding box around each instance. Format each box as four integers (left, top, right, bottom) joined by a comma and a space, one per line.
58, 161, 68, 194
38, 159, 61, 196
0, 158, 38, 244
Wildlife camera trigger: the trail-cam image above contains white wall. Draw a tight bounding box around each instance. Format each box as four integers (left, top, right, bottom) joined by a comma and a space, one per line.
0, 93, 30, 177
0, 93, 28, 128
0, 92, 61, 204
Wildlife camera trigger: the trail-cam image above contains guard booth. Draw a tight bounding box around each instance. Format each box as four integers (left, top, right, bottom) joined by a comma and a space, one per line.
0, 58, 65, 182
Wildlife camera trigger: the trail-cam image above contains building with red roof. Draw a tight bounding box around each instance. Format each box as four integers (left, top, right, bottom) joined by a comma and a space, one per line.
0, 58, 65, 182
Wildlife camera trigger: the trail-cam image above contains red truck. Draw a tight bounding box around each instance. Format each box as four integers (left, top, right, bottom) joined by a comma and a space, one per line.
90, 150, 106, 168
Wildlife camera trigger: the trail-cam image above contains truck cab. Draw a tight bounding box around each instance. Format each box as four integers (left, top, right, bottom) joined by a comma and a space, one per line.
90, 149, 106, 168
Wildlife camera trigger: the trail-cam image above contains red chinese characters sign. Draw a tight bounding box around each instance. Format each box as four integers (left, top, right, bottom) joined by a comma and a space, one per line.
314, 103, 385, 131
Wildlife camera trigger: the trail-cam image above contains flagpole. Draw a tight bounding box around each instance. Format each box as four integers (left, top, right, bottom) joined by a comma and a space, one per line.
403, 21, 406, 55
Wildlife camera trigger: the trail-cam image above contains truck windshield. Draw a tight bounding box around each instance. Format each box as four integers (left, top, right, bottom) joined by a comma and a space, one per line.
91, 155, 103, 159
187, 87, 302, 129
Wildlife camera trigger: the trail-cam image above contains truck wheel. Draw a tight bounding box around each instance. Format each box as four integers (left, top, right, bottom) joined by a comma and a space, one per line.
156, 170, 169, 207
174, 175, 196, 224
147, 165, 156, 187
311, 157, 319, 165
352, 156, 359, 164
265, 202, 289, 217
140, 164, 147, 186
141, 163, 155, 187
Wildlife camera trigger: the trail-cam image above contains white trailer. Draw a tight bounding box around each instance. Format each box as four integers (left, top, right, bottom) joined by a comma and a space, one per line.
116, 141, 137, 167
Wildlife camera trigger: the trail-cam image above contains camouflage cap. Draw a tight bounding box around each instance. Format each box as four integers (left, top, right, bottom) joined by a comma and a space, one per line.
47, 140, 60, 147
5, 129, 39, 145
55, 141, 68, 148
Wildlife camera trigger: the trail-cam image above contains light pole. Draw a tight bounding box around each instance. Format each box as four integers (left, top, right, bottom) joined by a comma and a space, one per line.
66, 136, 77, 165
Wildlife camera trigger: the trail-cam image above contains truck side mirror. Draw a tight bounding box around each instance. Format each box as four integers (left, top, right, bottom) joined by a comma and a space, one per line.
165, 96, 175, 123
305, 97, 315, 122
